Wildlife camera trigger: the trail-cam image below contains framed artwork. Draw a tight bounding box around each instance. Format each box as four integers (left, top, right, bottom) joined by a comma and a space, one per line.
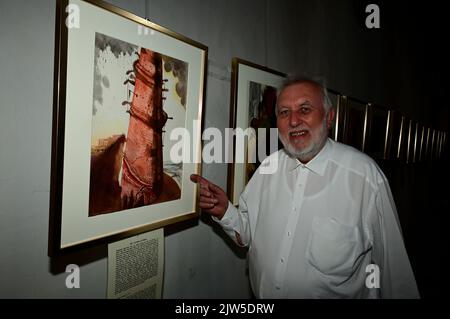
433, 130, 438, 159
424, 127, 432, 160
49, 0, 207, 255
328, 89, 345, 142
227, 58, 286, 206
365, 104, 390, 160
405, 120, 414, 164
385, 110, 401, 160
413, 122, 420, 163
417, 125, 425, 162
430, 129, 436, 160
437, 131, 443, 159
435, 130, 441, 160
397, 115, 409, 162
342, 97, 368, 152
442, 132, 447, 159
408, 120, 418, 163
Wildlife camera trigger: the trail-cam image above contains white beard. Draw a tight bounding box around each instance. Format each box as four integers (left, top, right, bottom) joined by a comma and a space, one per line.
279, 116, 328, 162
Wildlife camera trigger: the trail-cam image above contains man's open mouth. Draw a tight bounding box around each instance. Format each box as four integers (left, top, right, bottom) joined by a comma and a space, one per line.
290, 130, 308, 137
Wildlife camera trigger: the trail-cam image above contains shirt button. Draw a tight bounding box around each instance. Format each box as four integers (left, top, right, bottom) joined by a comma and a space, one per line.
280, 258, 284, 263
287, 231, 291, 236
275, 285, 280, 290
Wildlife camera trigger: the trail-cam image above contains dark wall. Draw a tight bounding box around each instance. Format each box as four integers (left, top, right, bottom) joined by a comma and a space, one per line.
382, 157, 449, 298
363, 1, 449, 298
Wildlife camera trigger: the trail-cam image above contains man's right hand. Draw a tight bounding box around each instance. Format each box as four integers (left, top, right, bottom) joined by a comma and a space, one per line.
190, 174, 229, 220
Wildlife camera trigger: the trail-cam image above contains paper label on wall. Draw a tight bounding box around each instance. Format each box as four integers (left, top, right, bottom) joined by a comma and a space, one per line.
107, 228, 164, 299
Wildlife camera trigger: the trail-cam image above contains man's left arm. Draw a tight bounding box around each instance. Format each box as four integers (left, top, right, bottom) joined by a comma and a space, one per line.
369, 179, 420, 299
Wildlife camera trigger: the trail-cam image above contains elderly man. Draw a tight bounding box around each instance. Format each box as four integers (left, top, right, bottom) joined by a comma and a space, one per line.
190, 78, 419, 298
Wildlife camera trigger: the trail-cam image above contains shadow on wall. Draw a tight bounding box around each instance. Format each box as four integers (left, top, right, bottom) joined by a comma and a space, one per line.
49, 217, 199, 275
200, 213, 249, 260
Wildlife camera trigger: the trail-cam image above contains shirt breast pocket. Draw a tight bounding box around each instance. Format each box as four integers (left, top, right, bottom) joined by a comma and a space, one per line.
307, 217, 362, 278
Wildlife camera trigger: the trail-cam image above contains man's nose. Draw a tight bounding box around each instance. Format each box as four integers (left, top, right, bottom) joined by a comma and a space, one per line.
289, 110, 303, 127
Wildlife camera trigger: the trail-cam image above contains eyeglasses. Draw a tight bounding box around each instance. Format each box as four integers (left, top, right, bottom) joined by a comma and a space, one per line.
277, 103, 316, 119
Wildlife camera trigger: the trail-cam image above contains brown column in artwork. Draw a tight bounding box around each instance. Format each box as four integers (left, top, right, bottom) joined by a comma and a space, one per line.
121, 48, 167, 209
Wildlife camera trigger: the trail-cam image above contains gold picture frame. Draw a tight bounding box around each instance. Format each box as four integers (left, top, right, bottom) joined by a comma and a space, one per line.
417, 124, 425, 162
397, 115, 409, 162
424, 127, 432, 160
366, 103, 390, 160
49, 0, 207, 255
227, 58, 286, 206
342, 97, 368, 152
406, 119, 417, 164
328, 89, 345, 142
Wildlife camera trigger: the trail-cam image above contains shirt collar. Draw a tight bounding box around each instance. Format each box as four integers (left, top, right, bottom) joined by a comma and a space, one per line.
286, 138, 332, 176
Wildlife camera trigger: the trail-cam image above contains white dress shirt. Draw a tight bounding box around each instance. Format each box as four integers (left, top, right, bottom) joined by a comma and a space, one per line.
215, 139, 420, 298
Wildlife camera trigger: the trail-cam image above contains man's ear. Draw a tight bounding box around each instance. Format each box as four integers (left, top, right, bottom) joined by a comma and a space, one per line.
326, 108, 336, 129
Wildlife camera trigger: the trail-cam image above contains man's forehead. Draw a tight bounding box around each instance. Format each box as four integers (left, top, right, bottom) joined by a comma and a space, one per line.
278, 83, 322, 103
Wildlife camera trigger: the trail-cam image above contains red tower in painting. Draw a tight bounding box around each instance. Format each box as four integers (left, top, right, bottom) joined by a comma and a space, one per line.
120, 48, 167, 208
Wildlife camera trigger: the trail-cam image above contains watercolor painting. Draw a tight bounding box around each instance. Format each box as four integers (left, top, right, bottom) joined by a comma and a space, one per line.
89, 32, 187, 216
246, 81, 278, 183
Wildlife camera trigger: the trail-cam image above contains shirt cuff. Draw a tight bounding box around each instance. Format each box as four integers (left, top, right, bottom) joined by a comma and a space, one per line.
211, 201, 239, 230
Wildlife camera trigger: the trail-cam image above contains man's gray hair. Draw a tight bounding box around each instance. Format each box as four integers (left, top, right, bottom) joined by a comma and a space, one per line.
277, 76, 333, 113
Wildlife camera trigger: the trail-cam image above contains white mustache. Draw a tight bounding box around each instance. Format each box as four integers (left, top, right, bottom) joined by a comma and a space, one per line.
288, 127, 309, 134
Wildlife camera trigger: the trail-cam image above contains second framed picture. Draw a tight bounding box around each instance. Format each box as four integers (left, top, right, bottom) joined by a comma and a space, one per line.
365, 104, 390, 160
227, 58, 286, 206
327, 89, 345, 142
342, 97, 369, 152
